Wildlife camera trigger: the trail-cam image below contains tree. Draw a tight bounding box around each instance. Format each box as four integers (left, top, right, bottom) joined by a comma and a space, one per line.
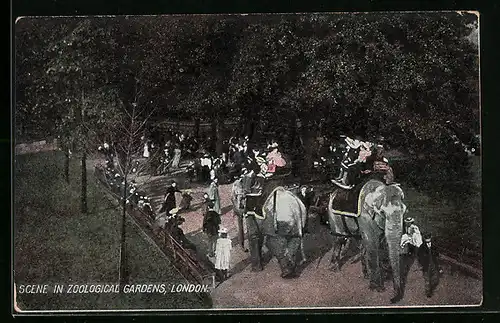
102, 87, 160, 286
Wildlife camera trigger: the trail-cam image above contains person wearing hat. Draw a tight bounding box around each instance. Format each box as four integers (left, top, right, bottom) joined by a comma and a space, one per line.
160, 181, 181, 217
400, 217, 423, 254
332, 136, 361, 189
231, 144, 245, 176
400, 217, 423, 289
200, 153, 212, 183
417, 233, 442, 298
207, 178, 221, 215
266, 142, 287, 175
202, 201, 221, 257
215, 227, 232, 281
364, 144, 395, 185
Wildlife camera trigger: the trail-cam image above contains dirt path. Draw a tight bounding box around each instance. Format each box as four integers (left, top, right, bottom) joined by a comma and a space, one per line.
132, 170, 481, 308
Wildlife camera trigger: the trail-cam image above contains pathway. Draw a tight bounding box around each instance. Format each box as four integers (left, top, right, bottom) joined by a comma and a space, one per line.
134, 166, 482, 308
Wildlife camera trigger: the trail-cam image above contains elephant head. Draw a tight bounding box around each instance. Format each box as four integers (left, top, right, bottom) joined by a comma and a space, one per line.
364, 182, 407, 302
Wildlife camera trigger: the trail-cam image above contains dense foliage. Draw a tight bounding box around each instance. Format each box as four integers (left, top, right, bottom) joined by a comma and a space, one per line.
15, 13, 479, 154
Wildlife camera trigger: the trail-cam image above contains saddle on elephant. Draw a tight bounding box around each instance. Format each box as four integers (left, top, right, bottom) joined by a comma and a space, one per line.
246, 175, 287, 219
330, 174, 380, 217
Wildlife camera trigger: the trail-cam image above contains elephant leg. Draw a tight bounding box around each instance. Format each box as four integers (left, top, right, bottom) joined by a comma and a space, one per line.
288, 236, 302, 271
246, 216, 263, 271
266, 235, 295, 278
364, 238, 385, 292
361, 247, 369, 279
339, 237, 353, 260
329, 236, 345, 271
350, 239, 364, 264
237, 214, 247, 251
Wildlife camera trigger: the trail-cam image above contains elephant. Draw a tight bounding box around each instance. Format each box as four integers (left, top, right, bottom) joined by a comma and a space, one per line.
231, 178, 307, 278
327, 179, 407, 303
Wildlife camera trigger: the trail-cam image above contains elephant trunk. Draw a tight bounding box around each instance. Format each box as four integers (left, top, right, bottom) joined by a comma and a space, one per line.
386, 219, 403, 303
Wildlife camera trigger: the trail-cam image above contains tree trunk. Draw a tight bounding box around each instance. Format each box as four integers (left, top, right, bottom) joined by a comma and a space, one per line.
80, 150, 88, 213
64, 149, 70, 183
300, 125, 316, 179
210, 117, 217, 153
216, 117, 226, 156
119, 176, 128, 287
194, 117, 200, 140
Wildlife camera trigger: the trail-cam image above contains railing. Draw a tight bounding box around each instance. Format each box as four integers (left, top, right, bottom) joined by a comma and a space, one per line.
93, 166, 215, 302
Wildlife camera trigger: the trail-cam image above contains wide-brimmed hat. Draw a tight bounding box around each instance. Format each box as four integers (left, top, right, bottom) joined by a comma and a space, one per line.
218, 227, 228, 234
345, 137, 361, 149
256, 157, 266, 165
404, 217, 414, 224
270, 142, 279, 148
362, 141, 373, 149
169, 207, 179, 215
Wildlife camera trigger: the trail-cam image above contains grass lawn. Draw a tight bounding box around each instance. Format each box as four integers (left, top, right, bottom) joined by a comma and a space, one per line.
14, 151, 210, 311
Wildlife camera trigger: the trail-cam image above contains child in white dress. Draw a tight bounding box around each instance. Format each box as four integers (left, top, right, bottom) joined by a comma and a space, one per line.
215, 227, 232, 281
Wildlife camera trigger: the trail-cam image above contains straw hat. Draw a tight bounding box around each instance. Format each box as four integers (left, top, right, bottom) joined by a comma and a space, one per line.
345, 137, 361, 149
169, 207, 179, 215
218, 227, 228, 234
256, 157, 266, 165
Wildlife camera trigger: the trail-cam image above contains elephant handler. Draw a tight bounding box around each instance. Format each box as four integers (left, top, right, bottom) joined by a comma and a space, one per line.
400, 217, 423, 290
417, 233, 443, 298
244, 157, 271, 271
298, 185, 314, 234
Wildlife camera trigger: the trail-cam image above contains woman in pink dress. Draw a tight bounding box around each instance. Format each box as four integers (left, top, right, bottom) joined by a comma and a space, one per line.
266, 143, 286, 175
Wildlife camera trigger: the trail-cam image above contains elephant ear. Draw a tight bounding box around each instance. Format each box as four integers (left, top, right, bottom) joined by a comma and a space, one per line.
365, 185, 386, 214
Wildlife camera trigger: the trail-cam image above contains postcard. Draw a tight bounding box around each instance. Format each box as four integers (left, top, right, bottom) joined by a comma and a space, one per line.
13, 12, 481, 313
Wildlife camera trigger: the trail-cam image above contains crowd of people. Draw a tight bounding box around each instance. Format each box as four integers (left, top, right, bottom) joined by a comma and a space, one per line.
97, 129, 445, 292
314, 135, 395, 190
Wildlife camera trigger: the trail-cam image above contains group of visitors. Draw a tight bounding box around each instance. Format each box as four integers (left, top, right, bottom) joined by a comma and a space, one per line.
315, 135, 394, 190
142, 130, 202, 176
400, 217, 443, 298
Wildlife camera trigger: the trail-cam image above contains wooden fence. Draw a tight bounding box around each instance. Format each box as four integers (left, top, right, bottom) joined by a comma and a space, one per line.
94, 166, 215, 303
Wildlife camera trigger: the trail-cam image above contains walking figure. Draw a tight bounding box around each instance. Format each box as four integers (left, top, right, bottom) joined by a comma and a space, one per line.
203, 201, 221, 258
417, 233, 443, 298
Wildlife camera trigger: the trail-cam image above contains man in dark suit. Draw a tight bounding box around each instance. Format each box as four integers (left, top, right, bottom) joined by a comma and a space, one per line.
417, 233, 443, 298
202, 202, 221, 257
298, 185, 314, 233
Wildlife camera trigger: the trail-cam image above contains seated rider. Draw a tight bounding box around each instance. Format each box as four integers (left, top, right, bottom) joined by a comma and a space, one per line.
364, 144, 395, 185
266, 142, 287, 176
245, 157, 273, 217
332, 136, 362, 189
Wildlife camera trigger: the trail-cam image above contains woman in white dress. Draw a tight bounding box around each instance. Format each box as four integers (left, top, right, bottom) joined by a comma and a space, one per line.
143, 142, 150, 158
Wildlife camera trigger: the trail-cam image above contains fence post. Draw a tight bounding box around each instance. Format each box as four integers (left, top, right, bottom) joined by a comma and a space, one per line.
171, 236, 177, 261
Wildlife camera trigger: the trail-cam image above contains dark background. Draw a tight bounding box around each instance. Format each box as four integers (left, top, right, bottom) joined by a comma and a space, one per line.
8, 0, 500, 320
